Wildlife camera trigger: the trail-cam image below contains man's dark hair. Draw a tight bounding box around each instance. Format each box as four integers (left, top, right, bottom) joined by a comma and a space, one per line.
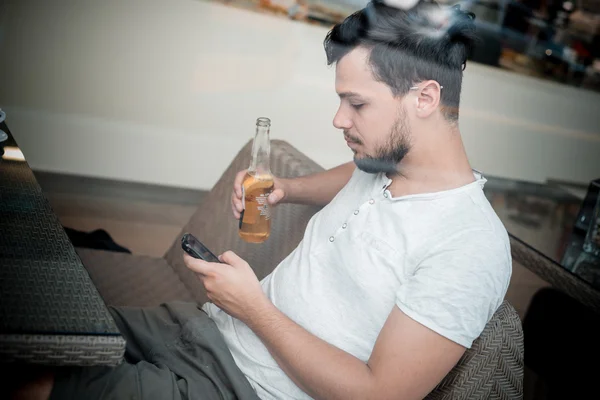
324, 0, 477, 121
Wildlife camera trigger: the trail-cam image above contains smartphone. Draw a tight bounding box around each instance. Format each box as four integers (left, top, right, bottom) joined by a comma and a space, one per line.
181, 233, 221, 263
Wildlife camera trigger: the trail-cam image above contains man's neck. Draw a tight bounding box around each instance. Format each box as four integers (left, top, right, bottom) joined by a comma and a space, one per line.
386, 127, 475, 197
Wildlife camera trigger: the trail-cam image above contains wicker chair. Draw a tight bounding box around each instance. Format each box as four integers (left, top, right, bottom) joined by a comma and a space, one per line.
79, 140, 524, 399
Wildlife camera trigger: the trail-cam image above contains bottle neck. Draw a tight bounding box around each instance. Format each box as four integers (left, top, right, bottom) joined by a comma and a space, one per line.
249, 122, 271, 177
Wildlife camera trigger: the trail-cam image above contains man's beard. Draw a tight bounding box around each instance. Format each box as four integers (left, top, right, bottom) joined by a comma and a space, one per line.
351, 107, 411, 175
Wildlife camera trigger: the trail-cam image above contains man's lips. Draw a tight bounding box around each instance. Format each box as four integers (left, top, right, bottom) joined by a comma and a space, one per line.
345, 138, 360, 149
344, 134, 360, 145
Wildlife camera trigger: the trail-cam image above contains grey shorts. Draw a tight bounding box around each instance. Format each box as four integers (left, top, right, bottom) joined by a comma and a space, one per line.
50, 302, 260, 400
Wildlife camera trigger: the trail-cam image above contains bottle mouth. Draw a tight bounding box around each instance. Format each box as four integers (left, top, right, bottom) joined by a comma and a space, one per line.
256, 117, 271, 127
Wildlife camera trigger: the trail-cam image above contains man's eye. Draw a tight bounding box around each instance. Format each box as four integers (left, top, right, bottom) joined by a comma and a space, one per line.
351, 104, 364, 110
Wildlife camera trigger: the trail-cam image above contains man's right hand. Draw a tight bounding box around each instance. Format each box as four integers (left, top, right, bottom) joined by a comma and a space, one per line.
231, 169, 288, 220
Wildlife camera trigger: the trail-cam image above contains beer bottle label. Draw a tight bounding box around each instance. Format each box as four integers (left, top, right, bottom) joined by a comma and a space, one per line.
257, 193, 271, 221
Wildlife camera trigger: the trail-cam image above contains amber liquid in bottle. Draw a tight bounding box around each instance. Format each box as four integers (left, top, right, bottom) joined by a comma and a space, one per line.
239, 173, 274, 243
239, 117, 273, 243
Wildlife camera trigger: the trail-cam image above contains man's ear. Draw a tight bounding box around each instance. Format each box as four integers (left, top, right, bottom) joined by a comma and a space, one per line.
414, 81, 442, 118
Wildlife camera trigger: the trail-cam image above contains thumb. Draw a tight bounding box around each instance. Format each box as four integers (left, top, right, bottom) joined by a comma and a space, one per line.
219, 250, 245, 267
268, 188, 284, 205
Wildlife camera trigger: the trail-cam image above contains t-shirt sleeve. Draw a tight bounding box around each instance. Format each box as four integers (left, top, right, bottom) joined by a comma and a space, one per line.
395, 234, 511, 348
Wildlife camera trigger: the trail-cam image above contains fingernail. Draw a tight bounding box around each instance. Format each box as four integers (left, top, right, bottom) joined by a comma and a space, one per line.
268, 194, 277, 203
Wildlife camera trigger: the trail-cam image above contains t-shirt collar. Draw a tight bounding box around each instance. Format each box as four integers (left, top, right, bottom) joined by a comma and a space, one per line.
377, 169, 487, 200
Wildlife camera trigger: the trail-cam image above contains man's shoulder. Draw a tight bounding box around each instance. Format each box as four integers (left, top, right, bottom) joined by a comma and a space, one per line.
412, 188, 512, 276
434, 200, 510, 263
407, 188, 509, 247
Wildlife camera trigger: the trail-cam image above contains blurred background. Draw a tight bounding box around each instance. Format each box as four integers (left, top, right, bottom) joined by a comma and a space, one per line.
0, 0, 598, 191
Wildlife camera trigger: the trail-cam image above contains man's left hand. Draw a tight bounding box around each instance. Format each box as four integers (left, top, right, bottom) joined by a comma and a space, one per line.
183, 251, 269, 322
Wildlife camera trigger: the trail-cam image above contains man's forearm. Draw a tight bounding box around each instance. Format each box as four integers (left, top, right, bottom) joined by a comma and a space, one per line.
283, 162, 355, 207
245, 298, 376, 400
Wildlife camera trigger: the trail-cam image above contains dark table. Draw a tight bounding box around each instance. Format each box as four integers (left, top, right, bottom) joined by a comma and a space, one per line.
483, 176, 600, 312
0, 121, 125, 366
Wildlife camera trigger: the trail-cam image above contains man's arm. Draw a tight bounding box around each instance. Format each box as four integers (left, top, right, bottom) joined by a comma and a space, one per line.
232, 162, 354, 218
245, 299, 465, 400
184, 252, 466, 400
280, 161, 355, 206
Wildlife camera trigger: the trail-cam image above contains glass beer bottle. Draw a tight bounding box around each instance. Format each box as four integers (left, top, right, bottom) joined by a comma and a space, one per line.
239, 117, 274, 243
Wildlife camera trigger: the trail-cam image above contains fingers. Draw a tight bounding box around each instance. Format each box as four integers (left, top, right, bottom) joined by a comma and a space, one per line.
219, 250, 246, 267
233, 169, 247, 198
232, 170, 247, 219
231, 192, 242, 219
183, 253, 218, 275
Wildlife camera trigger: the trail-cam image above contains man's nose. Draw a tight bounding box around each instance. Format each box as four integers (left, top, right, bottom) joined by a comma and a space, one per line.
333, 106, 352, 130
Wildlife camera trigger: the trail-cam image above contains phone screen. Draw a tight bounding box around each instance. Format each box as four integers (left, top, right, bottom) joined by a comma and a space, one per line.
181, 233, 221, 263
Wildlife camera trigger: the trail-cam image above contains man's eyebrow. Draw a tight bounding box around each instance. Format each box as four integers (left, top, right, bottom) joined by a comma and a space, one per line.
337, 91, 364, 99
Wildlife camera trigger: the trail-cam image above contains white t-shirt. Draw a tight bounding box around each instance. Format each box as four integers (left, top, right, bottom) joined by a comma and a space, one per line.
204, 169, 512, 399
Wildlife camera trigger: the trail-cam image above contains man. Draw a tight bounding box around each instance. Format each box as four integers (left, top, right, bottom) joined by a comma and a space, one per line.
195, 2, 510, 399
12, 1, 510, 399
